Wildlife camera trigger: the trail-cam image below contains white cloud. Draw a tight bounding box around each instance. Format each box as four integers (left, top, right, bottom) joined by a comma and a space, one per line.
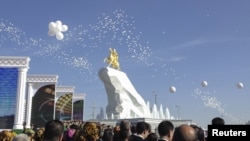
154, 56, 187, 63
172, 39, 208, 49
171, 37, 250, 50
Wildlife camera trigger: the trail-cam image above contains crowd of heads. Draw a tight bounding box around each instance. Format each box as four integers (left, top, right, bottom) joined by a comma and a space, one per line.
0, 116, 225, 141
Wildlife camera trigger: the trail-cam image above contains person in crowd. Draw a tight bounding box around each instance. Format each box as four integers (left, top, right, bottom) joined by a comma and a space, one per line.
129, 121, 151, 141
12, 133, 30, 141
157, 120, 174, 141
0, 130, 16, 141
145, 132, 158, 141
25, 128, 36, 141
42, 119, 64, 141
128, 125, 136, 141
118, 119, 131, 141
112, 125, 121, 141
172, 124, 198, 141
211, 117, 225, 125
190, 124, 205, 141
34, 127, 45, 141
206, 116, 225, 141
97, 123, 104, 141
63, 124, 77, 141
102, 128, 113, 141
81, 122, 100, 141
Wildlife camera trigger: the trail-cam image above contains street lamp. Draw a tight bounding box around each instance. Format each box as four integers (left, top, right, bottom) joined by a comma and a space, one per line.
153, 91, 157, 105
176, 105, 180, 120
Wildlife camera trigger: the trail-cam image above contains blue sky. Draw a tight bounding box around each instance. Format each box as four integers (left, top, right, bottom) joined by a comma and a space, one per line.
1, 0, 250, 128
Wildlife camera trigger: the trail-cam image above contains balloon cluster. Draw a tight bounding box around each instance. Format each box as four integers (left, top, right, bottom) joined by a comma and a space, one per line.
48, 20, 68, 40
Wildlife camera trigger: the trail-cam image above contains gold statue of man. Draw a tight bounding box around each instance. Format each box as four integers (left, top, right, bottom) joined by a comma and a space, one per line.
104, 48, 120, 70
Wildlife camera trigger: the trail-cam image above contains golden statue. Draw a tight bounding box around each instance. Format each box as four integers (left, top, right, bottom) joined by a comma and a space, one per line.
104, 48, 120, 70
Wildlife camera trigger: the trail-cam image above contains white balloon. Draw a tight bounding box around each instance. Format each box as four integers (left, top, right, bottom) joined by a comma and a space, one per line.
56, 20, 62, 26
61, 25, 68, 32
49, 22, 56, 30
169, 86, 176, 93
237, 82, 243, 89
54, 25, 62, 33
56, 32, 64, 40
201, 81, 208, 87
48, 29, 56, 36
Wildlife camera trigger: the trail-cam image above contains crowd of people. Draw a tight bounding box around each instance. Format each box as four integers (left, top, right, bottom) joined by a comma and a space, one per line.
0, 117, 225, 141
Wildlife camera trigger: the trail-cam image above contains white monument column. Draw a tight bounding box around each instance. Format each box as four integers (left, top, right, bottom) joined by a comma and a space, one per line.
13, 67, 29, 129
25, 82, 34, 128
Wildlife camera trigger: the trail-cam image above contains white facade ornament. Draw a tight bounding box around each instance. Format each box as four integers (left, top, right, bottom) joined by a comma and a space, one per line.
0, 56, 30, 129
25, 75, 58, 128
27, 75, 58, 82
0, 56, 30, 67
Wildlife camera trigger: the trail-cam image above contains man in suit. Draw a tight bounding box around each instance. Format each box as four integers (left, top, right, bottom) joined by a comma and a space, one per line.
172, 124, 198, 141
211, 117, 225, 125
42, 119, 64, 141
157, 120, 174, 141
129, 121, 151, 141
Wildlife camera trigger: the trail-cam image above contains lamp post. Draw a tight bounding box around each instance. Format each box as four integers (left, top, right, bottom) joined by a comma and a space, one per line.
90, 101, 101, 119
176, 105, 180, 120
153, 91, 157, 105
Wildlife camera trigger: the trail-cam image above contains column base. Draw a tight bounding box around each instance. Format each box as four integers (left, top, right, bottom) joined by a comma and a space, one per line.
13, 124, 24, 130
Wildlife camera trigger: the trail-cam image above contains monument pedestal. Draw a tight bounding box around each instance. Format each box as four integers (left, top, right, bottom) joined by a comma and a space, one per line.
98, 67, 150, 119
98, 67, 193, 129
96, 50, 193, 132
